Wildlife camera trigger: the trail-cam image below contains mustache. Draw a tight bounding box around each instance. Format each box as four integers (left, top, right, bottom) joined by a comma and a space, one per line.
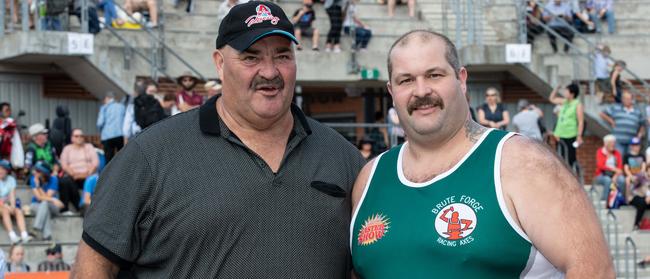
250, 76, 284, 90
407, 95, 444, 115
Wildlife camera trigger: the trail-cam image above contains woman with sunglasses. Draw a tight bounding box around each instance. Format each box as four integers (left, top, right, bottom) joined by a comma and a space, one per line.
477, 87, 510, 130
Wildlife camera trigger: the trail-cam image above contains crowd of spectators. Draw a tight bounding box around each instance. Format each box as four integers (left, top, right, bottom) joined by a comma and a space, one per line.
527, 0, 617, 52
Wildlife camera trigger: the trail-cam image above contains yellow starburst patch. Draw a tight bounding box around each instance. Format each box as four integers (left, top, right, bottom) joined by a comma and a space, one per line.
357, 213, 390, 246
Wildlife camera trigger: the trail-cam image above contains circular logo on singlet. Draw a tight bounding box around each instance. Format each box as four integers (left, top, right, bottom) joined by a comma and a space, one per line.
434, 203, 477, 240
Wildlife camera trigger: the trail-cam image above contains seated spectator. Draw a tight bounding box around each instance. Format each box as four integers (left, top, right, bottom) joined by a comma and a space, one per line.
610, 60, 629, 104
343, 0, 372, 51
587, 0, 615, 34
627, 166, 649, 230
526, 0, 545, 46
477, 87, 509, 130
37, 243, 70, 271
387, 0, 414, 18
599, 90, 644, 155
570, 0, 595, 33
79, 174, 98, 215
58, 128, 99, 214
97, 0, 118, 28
543, 0, 574, 53
0, 102, 23, 168
174, 72, 204, 114
124, 0, 157, 28
24, 123, 59, 175
593, 44, 613, 97
292, 0, 320, 51
512, 99, 543, 141
6, 244, 29, 272
29, 162, 64, 241
0, 160, 30, 244
594, 134, 625, 201
217, 0, 247, 21
357, 137, 375, 161
624, 137, 645, 192
639, 256, 650, 269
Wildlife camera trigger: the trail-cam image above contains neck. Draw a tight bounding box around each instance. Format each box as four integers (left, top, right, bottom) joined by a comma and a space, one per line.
406, 118, 487, 162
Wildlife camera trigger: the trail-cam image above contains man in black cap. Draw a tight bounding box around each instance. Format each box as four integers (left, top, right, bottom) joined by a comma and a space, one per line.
37, 243, 71, 271
72, 2, 364, 278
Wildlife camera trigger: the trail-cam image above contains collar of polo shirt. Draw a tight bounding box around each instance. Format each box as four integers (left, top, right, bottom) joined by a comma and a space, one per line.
199, 94, 313, 137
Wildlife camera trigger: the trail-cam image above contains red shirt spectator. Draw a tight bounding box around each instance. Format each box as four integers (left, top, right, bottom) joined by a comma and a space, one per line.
595, 141, 622, 176
175, 71, 204, 113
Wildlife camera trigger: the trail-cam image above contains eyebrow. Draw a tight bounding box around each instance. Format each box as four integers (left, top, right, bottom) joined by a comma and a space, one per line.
394, 67, 446, 79
241, 48, 261, 55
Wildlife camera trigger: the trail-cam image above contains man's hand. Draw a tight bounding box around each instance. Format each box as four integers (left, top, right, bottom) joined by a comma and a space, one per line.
576, 136, 584, 146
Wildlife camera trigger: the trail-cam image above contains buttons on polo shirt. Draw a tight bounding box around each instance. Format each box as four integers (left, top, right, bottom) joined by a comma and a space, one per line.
272, 178, 282, 187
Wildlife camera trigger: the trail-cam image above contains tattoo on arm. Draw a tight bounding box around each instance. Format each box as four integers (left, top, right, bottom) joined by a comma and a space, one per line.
465, 119, 487, 143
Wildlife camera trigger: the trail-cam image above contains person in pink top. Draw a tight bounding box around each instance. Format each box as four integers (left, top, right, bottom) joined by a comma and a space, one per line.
58, 129, 99, 214
175, 71, 204, 114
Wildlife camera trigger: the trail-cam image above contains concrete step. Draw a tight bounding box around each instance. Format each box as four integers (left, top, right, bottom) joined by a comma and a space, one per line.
0, 215, 83, 245
0, 242, 78, 270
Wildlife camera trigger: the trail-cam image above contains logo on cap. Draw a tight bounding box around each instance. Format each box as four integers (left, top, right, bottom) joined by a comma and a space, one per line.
245, 4, 280, 27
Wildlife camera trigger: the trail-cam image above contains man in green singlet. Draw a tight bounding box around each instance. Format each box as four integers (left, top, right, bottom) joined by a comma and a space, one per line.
350, 30, 613, 278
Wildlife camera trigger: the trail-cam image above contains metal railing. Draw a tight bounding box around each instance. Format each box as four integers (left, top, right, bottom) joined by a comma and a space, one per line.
0, 0, 205, 83
438, 0, 497, 49
606, 210, 620, 275
624, 236, 638, 279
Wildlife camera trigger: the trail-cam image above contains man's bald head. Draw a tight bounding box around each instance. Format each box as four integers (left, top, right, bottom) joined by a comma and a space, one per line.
387, 30, 461, 80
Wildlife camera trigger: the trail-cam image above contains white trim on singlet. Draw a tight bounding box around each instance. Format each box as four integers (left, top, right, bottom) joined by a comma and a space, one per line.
397, 128, 494, 188
494, 133, 565, 279
350, 153, 384, 250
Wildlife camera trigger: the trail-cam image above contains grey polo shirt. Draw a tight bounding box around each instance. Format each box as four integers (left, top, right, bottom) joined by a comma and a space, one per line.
83, 95, 365, 278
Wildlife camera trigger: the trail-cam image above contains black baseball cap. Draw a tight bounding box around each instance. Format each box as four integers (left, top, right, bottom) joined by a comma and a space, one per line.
216, 1, 299, 51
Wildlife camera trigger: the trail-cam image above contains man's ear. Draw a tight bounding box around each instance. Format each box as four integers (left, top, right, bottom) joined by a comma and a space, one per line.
213, 49, 225, 79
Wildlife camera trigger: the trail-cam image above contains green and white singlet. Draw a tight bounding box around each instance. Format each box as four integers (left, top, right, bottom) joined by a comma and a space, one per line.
350, 129, 564, 278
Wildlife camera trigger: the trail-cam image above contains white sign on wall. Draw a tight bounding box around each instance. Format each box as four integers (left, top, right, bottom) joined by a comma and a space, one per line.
505, 44, 531, 63
68, 33, 94, 55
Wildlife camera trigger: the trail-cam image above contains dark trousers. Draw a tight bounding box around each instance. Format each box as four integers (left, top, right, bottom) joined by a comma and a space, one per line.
59, 176, 83, 212
325, 6, 343, 45
630, 196, 650, 227
102, 136, 123, 163
548, 26, 574, 52
559, 137, 577, 169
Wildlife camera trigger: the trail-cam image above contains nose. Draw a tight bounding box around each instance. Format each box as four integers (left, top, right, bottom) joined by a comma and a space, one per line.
257, 57, 280, 80
413, 76, 432, 97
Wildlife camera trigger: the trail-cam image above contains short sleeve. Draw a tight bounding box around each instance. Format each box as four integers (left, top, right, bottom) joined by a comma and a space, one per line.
28, 176, 36, 190
7, 176, 16, 191
82, 141, 155, 267
49, 176, 59, 192
604, 105, 613, 117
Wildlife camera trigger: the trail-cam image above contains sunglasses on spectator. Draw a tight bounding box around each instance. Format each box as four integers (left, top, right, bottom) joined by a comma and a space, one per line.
72, 134, 83, 138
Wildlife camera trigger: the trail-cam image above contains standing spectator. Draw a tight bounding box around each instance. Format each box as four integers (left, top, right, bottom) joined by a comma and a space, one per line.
587, 0, 615, 34
59, 129, 99, 214
204, 80, 223, 99
29, 162, 64, 241
388, 106, 405, 144
175, 72, 204, 113
610, 60, 628, 103
343, 0, 372, 51
512, 99, 543, 141
623, 137, 645, 196
324, 0, 343, 53
124, 0, 158, 28
594, 134, 625, 201
594, 44, 613, 97
543, 0, 574, 53
122, 80, 146, 143
549, 83, 584, 169
50, 105, 72, 157
6, 244, 30, 272
526, 0, 545, 46
97, 92, 125, 163
217, 0, 247, 21
357, 137, 376, 161
599, 90, 645, 156
292, 0, 320, 51
0, 160, 30, 244
0, 103, 23, 168
134, 83, 166, 130
24, 123, 59, 173
40, 0, 68, 30
477, 87, 509, 130
37, 243, 71, 271
71, 0, 101, 33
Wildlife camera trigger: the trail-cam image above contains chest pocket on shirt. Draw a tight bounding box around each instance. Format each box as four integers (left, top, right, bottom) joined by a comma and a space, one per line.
310, 181, 347, 198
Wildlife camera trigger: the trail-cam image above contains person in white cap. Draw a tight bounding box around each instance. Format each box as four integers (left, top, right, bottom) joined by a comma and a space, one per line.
24, 123, 59, 175
204, 80, 223, 99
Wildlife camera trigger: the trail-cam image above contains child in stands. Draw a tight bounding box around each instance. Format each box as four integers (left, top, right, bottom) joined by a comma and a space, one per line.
0, 160, 30, 244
